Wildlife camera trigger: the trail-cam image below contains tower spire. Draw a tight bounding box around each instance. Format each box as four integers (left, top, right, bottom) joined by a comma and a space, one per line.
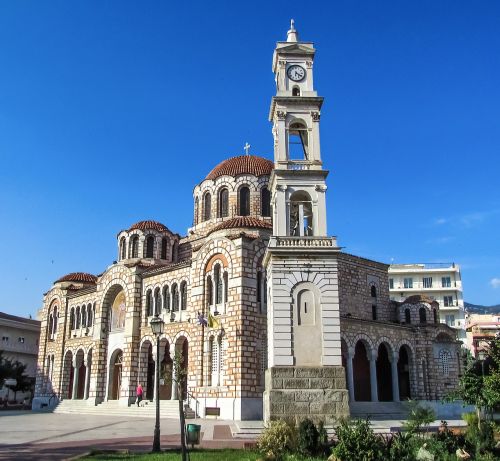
286, 19, 298, 42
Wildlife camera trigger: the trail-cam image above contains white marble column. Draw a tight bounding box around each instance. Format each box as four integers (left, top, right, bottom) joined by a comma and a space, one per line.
71, 360, 79, 400
170, 344, 178, 400
391, 352, 400, 402
346, 348, 355, 401
84, 358, 91, 400
369, 352, 378, 402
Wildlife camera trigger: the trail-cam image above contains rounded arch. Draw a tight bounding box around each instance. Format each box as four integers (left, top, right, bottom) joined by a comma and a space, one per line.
374, 336, 396, 356
195, 238, 235, 285
217, 186, 229, 218
351, 333, 376, 354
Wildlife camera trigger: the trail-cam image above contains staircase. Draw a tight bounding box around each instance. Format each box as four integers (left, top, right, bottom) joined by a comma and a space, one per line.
52, 399, 196, 419
349, 401, 409, 421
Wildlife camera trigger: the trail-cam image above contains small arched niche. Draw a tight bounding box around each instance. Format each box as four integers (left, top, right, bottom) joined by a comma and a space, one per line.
292, 283, 321, 366
289, 190, 313, 236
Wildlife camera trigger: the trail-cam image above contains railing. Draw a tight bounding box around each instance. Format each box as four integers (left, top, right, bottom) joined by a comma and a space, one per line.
186, 388, 200, 418
390, 262, 457, 270
270, 236, 338, 248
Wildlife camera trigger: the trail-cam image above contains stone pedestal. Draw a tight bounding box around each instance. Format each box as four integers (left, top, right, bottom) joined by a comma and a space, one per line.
263, 366, 349, 424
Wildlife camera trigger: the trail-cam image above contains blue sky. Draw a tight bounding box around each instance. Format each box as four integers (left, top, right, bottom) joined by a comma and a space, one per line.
0, 1, 499, 318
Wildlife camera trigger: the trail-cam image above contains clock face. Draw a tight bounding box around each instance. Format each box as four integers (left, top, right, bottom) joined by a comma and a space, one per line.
287, 65, 306, 82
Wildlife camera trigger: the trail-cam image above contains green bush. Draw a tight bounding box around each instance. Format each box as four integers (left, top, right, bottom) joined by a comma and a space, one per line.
386, 431, 417, 461
297, 419, 319, 457
330, 419, 385, 461
432, 421, 465, 454
403, 400, 436, 436
465, 421, 495, 455
257, 420, 297, 461
317, 420, 329, 456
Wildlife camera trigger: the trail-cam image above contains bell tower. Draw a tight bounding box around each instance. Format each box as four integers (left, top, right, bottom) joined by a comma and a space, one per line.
269, 20, 328, 238
263, 21, 349, 423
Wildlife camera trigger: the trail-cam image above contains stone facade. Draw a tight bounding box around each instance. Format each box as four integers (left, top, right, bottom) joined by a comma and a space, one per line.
34, 22, 461, 422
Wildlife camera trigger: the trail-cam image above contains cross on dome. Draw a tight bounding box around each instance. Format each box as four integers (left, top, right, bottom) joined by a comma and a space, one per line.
244, 142, 251, 155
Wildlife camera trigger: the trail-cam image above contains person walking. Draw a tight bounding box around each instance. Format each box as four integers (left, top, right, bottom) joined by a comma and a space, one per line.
136, 383, 144, 407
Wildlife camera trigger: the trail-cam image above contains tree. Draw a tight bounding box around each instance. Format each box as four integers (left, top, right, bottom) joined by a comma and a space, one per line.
7, 360, 33, 402
0, 351, 13, 388
445, 335, 500, 430
173, 352, 188, 461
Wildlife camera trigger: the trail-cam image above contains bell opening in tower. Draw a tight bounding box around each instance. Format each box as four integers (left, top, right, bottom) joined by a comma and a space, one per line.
289, 191, 313, 236
288, 122, 309, 160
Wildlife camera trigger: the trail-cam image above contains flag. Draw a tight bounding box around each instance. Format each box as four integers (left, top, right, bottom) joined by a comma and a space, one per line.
208, 312, 221, 329
197, 312, 207, 326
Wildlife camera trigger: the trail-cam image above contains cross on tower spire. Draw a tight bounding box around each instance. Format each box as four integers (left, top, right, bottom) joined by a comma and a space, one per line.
243, 142, 251, 156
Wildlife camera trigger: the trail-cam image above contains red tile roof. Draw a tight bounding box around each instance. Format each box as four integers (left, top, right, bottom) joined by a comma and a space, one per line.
55, 272, 97, 284
211, 216, 273, 233
129, 220, 169, 233
206, 155, 274, 180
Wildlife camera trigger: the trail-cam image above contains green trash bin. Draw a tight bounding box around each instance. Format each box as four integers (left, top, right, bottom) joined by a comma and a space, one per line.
186, 423, 201, 447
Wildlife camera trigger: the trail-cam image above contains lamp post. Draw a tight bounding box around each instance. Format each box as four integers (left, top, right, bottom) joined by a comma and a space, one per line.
150, 314, 165, 453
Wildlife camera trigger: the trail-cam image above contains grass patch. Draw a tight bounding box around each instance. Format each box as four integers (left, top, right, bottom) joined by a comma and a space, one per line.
85, 448, 261, 461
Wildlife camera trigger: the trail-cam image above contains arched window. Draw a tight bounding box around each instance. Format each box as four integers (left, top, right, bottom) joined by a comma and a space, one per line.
371, 285, 377, 297
48, 313, 53, 337
288, 121, 309, 160
261, 187, 271, 217
130, 235, 139, 258
203, 192, 211, 221
419, 307, 427, 324
292, 86, 300, 96
172, 284, 179, 312
81, 305, 87, 328
163, 286, 170, 312
145, 235, 155, 258
52, 307, 58, 336
87, 303, 93, 327
239, 186, 250, 216
404, 308, 411, 324
206, 275, 213, 306
439, 349, 451, 376
161, 238, 168, 260
76, 306, 81, 329
194, 196, 199, 225
154, 288, 162, 315
218, 188, 229, 218
433, 308, 438, 324
289, 190, 313, 236
180, 281, 187, 311
210, 335, 223, 386
146, 290, 153, 317
70, 308, 75, 331
215, 265, 223, 304
223, 271, 228, 303
120, 237, 126, 260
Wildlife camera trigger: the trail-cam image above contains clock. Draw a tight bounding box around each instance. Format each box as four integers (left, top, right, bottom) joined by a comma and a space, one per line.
287, 65, 306, 82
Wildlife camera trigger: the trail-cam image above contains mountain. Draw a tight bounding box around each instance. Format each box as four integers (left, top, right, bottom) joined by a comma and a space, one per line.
465, 302, 500, 314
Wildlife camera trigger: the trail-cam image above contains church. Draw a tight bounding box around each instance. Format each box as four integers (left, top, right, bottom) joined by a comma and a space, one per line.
34, 22, 461, 422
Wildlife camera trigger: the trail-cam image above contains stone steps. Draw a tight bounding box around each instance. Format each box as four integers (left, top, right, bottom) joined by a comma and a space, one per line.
52, 399, 196, 419
349, 401, 409, 420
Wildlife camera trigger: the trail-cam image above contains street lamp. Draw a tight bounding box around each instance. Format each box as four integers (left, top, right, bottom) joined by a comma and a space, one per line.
150, 314, 165, 453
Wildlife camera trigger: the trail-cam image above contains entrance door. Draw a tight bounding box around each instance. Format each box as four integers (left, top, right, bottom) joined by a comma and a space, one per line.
111, 351, 123, 400
77, 366, 86, 399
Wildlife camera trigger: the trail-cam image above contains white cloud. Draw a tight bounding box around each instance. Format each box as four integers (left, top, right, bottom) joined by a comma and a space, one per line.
490, 278, 500, 289
435, 218, 447, 225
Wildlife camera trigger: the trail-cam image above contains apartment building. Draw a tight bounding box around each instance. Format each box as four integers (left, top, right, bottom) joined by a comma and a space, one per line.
389, 263, 466, 340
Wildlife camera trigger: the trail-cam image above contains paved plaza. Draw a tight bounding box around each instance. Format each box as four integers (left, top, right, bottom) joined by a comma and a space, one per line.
0, 411, 246, 460
0, 410, 468, 460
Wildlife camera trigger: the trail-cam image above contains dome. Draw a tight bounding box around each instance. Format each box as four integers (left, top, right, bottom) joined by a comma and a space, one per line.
55, 272, 97, 284
211, 216, 272, 233
128, 220, 169, 233
205, 155, 274, 181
